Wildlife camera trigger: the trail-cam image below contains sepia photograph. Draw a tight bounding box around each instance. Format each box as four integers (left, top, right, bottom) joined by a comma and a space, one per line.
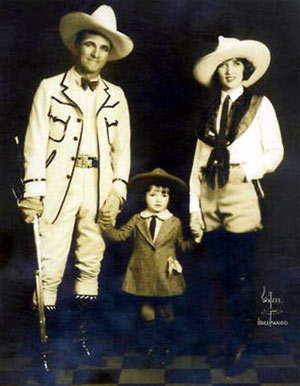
0, 0, 299, 384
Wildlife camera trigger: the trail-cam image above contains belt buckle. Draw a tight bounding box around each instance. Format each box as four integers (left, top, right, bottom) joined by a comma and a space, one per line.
82, 154, 92, 168
77, 154, 93, 168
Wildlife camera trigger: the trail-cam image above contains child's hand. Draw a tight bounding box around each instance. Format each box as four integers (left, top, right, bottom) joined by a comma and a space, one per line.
190, 211, 205, 243
167, 257, 183, 277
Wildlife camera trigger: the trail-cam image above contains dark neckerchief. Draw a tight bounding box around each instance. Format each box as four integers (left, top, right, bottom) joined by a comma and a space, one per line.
196, 89, 262, 189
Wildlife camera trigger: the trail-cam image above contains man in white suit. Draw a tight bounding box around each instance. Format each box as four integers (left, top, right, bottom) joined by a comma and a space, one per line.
19, 4, 133, 348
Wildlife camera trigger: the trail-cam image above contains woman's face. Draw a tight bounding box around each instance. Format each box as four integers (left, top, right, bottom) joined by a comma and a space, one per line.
217, 58, 245, 91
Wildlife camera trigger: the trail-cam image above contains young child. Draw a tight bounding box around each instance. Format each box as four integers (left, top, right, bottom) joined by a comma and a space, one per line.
104, 168, 196, 365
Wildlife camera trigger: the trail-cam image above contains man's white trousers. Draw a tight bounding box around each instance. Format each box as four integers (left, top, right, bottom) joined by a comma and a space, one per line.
37, 168, 105, 306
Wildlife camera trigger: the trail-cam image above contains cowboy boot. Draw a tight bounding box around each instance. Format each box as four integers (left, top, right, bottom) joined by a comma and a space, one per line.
74, 295, 98, 358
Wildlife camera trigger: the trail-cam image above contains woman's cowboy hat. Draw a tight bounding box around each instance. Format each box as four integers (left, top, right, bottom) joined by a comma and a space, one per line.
129, 168, 187, 194
193, 36, 271, 87
59, 5, 133, 61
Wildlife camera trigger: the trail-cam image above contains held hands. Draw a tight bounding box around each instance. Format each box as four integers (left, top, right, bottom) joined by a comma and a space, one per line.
190, 211, 205, 243
18, 197, 44, 224
98, 192, 122, 229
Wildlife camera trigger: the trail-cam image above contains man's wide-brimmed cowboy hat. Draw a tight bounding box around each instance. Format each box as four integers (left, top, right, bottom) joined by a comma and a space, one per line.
193, 36, 271, 88
59, 5, 134, 61
129, 168, 187, 194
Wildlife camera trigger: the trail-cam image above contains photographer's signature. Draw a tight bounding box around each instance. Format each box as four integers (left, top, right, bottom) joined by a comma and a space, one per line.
257, 286, 288, 327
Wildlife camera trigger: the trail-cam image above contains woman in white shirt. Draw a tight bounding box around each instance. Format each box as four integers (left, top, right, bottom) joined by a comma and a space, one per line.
189, 36, 284, 376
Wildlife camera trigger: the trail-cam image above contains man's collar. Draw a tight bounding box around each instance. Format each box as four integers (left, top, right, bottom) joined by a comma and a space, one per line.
140, 209, 173, 220
221, 86, 244, 103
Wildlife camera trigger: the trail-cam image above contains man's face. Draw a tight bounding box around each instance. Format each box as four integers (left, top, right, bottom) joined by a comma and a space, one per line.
217, 58, 244, 91
76, 32, 111, 78
145, 185, 170, 214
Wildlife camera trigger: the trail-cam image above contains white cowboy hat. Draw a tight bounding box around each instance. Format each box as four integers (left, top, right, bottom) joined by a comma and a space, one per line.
59, 5, 134, 61
193, 36, 271, 87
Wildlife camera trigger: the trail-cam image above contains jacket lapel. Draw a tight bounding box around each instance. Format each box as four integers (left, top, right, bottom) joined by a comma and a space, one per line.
155, 217, 175, 246
60, 70, 83, 115
96, 79, 112, 116
232, 94, 263, 141
136, 218, 156, 248
60, 69, 121, 121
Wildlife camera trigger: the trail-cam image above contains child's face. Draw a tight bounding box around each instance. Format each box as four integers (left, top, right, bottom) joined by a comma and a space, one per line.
145, 185, 170, 213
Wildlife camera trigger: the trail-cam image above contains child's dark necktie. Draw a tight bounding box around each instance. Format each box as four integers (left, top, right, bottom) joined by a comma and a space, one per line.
149, 215, 157, 240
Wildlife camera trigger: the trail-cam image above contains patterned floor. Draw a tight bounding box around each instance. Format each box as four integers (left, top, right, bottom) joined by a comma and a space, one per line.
1, 335, 300, 385
1, 243, 299, 385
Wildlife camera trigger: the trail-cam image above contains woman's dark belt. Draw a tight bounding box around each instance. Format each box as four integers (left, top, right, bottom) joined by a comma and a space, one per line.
75, 155, 99, 168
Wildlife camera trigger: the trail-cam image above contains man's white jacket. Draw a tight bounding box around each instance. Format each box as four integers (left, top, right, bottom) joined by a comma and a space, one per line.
23, 68, 131, 224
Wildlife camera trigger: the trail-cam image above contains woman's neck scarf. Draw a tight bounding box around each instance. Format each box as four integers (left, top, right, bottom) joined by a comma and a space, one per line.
196, 89, 263, 189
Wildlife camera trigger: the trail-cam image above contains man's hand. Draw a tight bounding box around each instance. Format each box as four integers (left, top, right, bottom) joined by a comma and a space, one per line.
98, 192, 122, 228
18, 197, 43, 224
190, 211, 205, 243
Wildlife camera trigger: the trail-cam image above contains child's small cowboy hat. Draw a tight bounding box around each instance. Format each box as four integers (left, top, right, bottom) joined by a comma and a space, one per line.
193, 36, 271, 88
59, 5, 134, 61
129, 168, 187, 194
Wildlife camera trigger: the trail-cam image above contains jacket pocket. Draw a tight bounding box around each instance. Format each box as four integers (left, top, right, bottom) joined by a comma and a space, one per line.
48, 102, 71, 142
105, 117, 119, 145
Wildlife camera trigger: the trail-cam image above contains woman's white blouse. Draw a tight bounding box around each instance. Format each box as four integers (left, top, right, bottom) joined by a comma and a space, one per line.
189, 95, 284, 213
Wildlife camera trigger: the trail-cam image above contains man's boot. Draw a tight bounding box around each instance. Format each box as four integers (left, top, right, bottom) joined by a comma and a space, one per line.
74, 295, 97, 358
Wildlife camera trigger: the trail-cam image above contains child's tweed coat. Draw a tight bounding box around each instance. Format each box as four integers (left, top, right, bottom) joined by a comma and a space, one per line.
105, 213, 193, 297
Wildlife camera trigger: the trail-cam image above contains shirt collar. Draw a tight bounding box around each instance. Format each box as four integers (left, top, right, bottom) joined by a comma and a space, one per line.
221, 86, 244, 103
140, 209, 173, 221
70, 66, 101, 88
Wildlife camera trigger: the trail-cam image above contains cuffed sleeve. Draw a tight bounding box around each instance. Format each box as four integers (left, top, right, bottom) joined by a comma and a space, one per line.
23, 80, 49, 198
